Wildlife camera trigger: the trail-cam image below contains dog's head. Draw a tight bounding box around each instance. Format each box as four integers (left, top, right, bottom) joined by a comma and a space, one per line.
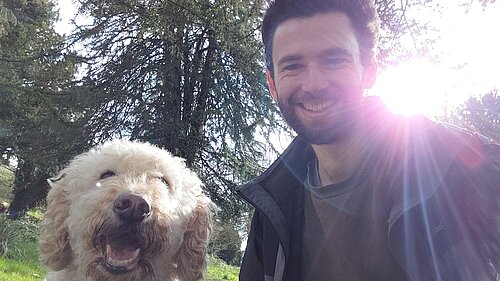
39, 140, 214, 280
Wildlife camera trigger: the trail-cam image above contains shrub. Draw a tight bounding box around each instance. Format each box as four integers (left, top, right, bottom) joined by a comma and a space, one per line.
0, 165, 14, 203
0, 214, 39, 262
209, 221, 242, 266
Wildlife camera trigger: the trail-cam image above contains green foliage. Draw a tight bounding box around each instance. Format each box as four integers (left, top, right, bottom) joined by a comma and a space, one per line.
0, 0, 88, 212
209, 220, 242, 265
0, 214, 39, 261
448, 89, 499, 142
24, 208, 44, 223
0, 1, 17, 37
206, 256, 240, 281
0, 165, 13, 202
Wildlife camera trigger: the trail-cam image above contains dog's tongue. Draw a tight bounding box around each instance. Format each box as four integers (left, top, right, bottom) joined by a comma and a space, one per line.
105, 243, 140, 271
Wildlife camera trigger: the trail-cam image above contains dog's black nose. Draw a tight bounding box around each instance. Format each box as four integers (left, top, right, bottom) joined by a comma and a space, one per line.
113, 193, 151, 223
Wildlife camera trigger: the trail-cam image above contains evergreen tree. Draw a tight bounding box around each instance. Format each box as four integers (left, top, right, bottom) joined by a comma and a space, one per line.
71, 0, 281, 220
0, 0, 84, 213
0, 1, 16, 37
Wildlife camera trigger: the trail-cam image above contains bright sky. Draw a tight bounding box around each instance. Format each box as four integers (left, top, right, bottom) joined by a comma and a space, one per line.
369, 1, 500, 118
54, 0, 86, 35
54, 0, 500, 118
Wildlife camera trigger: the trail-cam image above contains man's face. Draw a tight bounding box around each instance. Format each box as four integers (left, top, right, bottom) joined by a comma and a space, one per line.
268, 12, 376, 144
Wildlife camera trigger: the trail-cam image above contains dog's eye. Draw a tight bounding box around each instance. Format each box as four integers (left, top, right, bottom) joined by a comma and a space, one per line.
159, 177, 169, 187
99, 170, 116, 179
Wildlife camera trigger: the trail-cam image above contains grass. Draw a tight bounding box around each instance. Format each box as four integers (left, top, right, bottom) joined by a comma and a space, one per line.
0, 215, 40, 261
0, 256, 239, 281
206, 256, 239, 280
0, 257, 44, 281
0, 212, 239, 281
0, 212, 44, 281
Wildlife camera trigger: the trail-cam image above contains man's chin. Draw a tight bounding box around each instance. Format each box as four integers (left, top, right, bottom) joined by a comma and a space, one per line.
290, 117, 357, 144
300, 128, 352, 145
282, 103, 362, 144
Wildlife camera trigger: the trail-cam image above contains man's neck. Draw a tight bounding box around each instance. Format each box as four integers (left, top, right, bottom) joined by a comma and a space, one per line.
311, 128, 367, 186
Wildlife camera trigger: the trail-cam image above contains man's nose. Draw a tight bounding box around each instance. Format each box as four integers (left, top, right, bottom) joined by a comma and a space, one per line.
301, 66, 329, 93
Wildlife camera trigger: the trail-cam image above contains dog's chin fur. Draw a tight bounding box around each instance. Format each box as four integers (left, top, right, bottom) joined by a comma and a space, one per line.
39, 140, 214, 281
85, 258, 155, 281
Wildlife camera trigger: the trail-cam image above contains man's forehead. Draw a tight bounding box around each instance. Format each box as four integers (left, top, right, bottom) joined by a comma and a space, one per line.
273, 11, 353, 36
272, 12, 360, 61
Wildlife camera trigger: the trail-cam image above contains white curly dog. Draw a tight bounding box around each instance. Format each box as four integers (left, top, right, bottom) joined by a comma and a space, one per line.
39, 140, 214, 281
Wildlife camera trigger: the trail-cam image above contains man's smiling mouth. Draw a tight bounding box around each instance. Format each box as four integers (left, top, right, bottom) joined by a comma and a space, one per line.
302, 100, 334, 112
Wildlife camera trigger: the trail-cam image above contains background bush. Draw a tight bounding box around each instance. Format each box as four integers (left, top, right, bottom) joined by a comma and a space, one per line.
0, 165, 13, 203
0, 214, 39, 261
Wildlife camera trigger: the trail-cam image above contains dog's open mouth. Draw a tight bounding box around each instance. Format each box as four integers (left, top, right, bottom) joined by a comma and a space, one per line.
102, 233, 142, 273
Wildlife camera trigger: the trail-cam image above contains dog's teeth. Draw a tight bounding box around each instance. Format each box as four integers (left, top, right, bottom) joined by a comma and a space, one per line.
114, 257, 133, 266
105, 244, 140, 268
132, 248, 140, 260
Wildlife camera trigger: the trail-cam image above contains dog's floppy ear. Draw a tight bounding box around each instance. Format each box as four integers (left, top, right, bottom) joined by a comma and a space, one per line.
39, 174, 73, 270
175, 195, 214, 280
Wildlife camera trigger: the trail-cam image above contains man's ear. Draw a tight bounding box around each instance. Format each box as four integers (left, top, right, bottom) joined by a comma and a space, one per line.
266, 68, 278, 100
362, 58, 378, 89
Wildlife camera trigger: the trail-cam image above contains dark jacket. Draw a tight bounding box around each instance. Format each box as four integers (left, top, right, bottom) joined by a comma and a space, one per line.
237, 108, 499, 281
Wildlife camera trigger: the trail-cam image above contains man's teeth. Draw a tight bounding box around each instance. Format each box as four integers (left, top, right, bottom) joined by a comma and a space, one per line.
303, 101, 334, 112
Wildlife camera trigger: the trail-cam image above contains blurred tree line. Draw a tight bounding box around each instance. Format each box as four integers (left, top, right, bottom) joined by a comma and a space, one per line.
447, 89, 499, 142
0, 0, 497, 264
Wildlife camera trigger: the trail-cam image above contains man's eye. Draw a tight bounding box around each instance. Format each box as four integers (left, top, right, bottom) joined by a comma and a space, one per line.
282, 63, 302, 71
99, 170, 116, 179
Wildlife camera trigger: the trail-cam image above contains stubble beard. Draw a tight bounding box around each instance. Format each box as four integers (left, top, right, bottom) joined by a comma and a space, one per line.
277, 98, 362, 145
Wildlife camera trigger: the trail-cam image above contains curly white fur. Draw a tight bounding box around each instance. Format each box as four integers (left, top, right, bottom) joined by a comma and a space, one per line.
39, 140, 214, 281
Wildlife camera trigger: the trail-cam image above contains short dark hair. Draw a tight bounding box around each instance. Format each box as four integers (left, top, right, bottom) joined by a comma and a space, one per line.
262, 0, 379, 75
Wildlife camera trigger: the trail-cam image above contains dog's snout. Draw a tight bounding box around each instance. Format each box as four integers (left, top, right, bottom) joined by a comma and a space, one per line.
113, 193, 151, 223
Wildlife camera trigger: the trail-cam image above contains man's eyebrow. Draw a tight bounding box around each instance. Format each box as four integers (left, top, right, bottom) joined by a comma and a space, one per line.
276, 55, 303, 67
321, 47, 353, 58
276, 48, 354, 67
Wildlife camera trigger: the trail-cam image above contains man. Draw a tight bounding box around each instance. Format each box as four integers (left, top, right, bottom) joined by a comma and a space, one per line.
237, 0, 499, 280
